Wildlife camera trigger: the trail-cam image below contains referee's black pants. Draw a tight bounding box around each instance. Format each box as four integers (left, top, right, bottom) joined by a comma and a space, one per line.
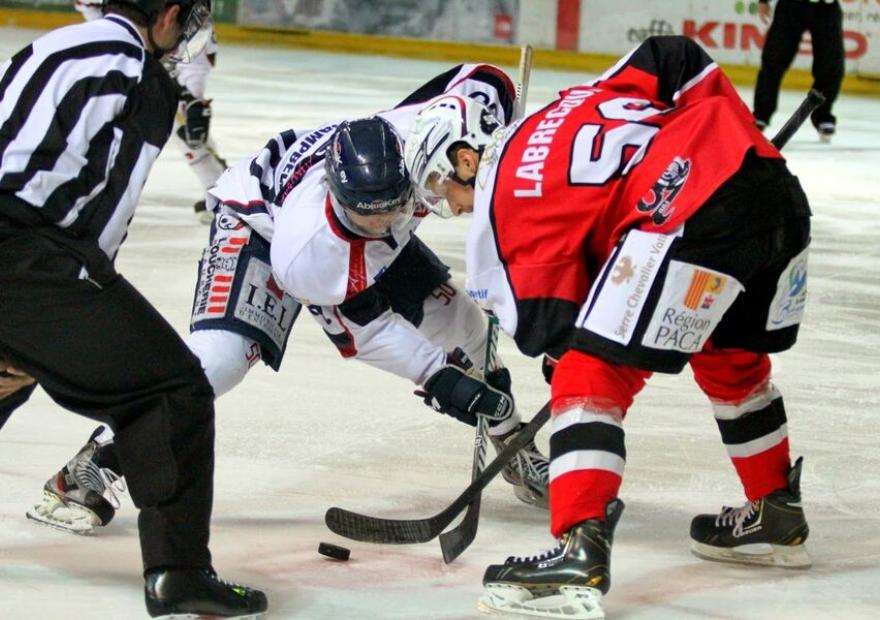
754, 0, 844, 127
0, 223, 215, 573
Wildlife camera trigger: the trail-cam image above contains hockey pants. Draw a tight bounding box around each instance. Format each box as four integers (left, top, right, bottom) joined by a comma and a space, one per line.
0, 223, 216, 572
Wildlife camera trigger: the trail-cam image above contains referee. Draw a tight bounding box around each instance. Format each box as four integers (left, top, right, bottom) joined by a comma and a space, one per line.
0, 1, 267, 617
753, 0, 845, 141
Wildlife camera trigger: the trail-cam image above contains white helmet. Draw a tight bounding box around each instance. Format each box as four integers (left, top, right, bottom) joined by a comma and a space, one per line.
404, 95, 502, 217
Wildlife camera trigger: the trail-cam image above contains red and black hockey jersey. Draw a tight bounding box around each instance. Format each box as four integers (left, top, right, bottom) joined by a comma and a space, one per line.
465, 36, 781, 358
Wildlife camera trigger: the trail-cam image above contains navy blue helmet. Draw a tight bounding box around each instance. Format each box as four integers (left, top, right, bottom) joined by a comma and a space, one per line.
325, 117, 413, 216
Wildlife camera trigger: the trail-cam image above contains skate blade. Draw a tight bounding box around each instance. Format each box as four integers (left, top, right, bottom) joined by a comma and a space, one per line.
502, 469, 549, 510
25, 491, 99, 535
512, 484, 549, 510
478, 583, 604, 619
691, 540, 812, 568
151, 613, 266, 620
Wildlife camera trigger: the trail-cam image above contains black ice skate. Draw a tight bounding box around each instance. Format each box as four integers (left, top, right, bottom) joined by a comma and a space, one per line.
690, 457, 810, 568
816, 121, 835, 143
26, 426, 125, 535
479, 499, 624, 619
491, 422, 550, 509
145, 568, 268, 619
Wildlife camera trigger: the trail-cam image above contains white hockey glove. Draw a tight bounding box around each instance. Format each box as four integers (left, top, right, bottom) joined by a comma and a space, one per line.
418, 350, 514, 427
177, 89, 212, 149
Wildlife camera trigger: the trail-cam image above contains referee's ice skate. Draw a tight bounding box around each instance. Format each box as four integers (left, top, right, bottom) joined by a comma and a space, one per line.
145, 568, 268, 619
26, 426, 125, 535
479, 500, 623, 619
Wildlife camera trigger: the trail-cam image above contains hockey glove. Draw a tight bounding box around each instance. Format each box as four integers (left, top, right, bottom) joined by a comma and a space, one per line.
176, 89, 212, 149
485, 367, 512, 394
420, 365, 514, 427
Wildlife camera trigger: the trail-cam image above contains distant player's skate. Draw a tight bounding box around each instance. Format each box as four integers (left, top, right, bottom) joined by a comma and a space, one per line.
816, 122, 835, 144
27, 426, 125, 534
690, 457, 811, 568
479, 500, 623, 619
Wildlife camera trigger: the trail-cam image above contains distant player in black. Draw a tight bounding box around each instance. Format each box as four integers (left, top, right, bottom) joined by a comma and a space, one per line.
0, 1, 266, 617
753, 0, 844, 141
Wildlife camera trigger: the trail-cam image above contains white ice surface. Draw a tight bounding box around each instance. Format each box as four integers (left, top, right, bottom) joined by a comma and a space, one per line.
1, 27, 878, 620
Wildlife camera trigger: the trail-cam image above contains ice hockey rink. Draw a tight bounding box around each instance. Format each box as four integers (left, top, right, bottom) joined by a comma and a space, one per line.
1, 25, 879, 620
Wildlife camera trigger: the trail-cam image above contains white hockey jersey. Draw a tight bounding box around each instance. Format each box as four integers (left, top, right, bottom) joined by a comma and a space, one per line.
207, 64, 515, 383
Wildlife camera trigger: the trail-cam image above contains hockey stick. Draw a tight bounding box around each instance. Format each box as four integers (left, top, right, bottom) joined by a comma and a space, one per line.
437, 46, 534, 564
770, 88, 826, 150
438, 313, 499, 563
325, 401, 551, 544
513, 44, 533, 121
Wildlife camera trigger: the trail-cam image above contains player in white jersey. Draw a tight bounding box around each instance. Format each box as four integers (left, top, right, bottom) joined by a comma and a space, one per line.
75, 0, 226, 222
28, 64, 549, 534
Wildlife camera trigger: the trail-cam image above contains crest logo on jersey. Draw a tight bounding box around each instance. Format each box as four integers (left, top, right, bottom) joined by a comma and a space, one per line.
479, 107, 501, 136
683, 269, 728, 310
216, 213, 246, 231
636, 157, 691, 225
767, 247, 808, 330
611, 256, 636, 284
640, 260, 743, 354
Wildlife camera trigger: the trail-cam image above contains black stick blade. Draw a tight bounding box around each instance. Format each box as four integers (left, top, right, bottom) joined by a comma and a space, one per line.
324, 506, 443, 544
439, 495, 482, 563
324, 403, 551, 546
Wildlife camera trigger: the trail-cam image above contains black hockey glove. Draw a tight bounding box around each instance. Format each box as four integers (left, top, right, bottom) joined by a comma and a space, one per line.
176, 89, 212, 149
485, 367, 512, 394
419, 364, 514, 427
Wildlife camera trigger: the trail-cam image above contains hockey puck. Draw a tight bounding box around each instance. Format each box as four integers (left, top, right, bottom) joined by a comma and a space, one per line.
318, 542, 351, 561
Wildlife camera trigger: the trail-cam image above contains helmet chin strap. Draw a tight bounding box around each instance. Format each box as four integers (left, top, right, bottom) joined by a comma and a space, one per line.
450, 171, 476, 188
146, 27, 163, 59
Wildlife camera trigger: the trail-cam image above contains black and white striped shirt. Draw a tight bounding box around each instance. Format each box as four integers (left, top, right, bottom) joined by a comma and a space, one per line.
0, 15, 177, 260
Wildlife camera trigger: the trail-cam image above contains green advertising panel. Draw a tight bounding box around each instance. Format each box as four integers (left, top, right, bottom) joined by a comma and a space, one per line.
212, 0, 237, 24
0, 0, 75, 10
0, 0, 238, 22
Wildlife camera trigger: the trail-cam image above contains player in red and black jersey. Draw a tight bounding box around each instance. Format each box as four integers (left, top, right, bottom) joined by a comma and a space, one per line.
406, 36, 813, 618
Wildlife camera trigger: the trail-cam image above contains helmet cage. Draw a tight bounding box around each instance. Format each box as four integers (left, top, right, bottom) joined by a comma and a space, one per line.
173, 0, 212, 62
404, 95, 501, 217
